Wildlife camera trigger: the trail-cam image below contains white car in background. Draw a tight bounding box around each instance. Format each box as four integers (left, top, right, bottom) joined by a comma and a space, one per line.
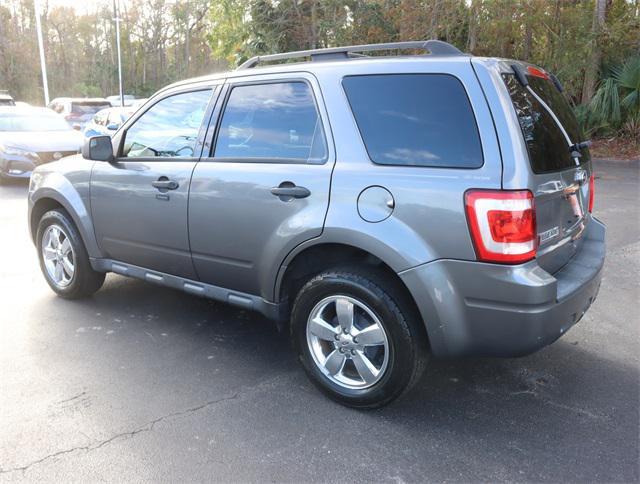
83, 107, 134, 138
106, 95, 136, 107
47, 97, 111, 130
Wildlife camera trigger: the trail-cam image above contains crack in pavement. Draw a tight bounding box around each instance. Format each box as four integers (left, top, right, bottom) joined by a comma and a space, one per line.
509, 390, 608, 420
0, 391, 240, 476
0, 372, 295, 476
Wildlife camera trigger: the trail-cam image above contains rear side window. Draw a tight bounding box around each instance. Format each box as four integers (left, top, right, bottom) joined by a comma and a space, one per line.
214, 81, 327, 163
502, 73, 589, 173
342, 74, 483, 168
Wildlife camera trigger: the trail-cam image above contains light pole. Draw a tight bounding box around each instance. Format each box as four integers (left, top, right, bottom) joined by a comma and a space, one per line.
113, 0, 124, 106
33, 0, 50, 105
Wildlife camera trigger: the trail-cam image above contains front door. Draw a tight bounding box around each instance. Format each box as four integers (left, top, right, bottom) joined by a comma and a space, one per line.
189, 74, 334, 298
91, 88, 215, 278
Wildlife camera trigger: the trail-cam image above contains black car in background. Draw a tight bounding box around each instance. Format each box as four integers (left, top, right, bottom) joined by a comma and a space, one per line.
0, 91, 15, 106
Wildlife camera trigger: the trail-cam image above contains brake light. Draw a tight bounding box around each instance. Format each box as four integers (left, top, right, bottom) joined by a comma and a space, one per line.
465, 190, 537, 264
527, 66, 550, 80
588, 174, 595, 213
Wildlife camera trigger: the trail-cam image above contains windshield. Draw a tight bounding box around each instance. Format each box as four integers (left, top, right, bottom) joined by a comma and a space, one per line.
0, 114, 72, 132
503, 73, 590, 173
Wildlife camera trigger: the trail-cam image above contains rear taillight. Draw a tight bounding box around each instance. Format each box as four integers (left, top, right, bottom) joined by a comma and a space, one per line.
465, 190, 537, 264
588, 174, 595, 213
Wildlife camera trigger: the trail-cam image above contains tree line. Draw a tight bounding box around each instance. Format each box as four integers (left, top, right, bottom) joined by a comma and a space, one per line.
0, 0, 224, 102
0, 0, 638, 136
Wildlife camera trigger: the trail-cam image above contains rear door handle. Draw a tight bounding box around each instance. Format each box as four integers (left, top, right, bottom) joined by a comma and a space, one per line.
152, 178, 179, 191
270, 183, 311, 200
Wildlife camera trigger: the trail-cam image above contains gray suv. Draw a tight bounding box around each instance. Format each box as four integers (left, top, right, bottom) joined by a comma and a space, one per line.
28, 41, 605, 408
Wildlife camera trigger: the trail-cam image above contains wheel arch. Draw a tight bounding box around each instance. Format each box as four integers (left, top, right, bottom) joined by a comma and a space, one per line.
275, 241, 429, 347
29, 185, 101, 258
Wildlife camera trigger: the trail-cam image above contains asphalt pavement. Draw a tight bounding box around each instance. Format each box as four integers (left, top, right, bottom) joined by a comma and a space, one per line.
0, 159, 638, 482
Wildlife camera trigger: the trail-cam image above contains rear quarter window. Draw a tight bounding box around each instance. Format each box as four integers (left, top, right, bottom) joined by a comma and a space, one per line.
342, 74, 483, 168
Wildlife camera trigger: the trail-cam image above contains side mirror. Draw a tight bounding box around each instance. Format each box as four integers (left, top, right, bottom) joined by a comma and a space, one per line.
106, 123, 119, 131
82, 136, 114, 162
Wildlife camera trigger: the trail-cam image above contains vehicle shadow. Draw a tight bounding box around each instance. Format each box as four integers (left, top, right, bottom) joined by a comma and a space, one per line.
83, 273, 639, 423
32, 273, 639, 481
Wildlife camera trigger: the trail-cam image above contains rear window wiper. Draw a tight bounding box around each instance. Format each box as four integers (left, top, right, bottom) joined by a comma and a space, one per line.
569, 140, 591, 158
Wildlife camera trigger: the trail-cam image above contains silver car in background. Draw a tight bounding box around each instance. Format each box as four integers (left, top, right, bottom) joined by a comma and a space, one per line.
0, 107, 82, 182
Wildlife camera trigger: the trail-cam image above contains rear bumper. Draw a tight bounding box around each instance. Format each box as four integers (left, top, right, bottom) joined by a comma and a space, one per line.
400, 217, 606, 358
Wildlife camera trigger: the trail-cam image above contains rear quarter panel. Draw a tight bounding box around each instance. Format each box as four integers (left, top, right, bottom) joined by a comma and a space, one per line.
305, 58, 503, 272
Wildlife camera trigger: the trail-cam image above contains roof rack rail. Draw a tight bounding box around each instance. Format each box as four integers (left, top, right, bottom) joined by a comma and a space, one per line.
237, 40, 464, 70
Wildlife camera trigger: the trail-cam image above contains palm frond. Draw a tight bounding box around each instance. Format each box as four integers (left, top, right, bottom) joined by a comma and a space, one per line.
590, 77, 621, 125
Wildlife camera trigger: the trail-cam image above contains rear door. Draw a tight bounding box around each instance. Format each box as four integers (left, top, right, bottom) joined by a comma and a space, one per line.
188, 72, 334, 298
501, 66, 592, 273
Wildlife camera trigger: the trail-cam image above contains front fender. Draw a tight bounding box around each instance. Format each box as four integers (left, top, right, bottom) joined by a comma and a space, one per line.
29, 166, 102, 258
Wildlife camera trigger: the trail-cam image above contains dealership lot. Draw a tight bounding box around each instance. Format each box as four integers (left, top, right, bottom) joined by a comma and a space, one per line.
0, 159, 638, 482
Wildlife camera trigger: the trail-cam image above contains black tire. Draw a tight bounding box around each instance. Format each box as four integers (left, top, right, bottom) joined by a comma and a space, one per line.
36, 209, 105, 299
291, 266, 428, 408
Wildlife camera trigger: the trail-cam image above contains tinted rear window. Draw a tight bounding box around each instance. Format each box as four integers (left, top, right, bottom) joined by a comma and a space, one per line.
503, 73, 589, 173
343, 74, 483, 168
72, 102, 111, 114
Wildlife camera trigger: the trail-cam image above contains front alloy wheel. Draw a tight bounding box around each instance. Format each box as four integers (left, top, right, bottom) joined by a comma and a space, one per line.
36, 208, 105, 299
41, 225, 75, 288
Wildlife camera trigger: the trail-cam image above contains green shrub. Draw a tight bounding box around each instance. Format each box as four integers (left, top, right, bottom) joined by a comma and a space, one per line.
578, 57, 640, 137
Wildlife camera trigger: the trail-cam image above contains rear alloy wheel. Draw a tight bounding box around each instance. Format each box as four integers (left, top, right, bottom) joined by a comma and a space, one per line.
306, 295, 389, 389
292, 267, 428, 408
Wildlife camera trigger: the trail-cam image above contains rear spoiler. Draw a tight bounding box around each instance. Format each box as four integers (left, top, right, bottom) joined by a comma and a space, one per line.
511, 63, 564, 92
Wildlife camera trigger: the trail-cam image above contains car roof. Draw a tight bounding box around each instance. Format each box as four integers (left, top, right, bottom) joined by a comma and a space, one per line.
163, 54, 474, 92
0, 93, 13, 100
0, 106, 58, 116
50, 97, 110, 103
96, 106, 131, 115
157, 40, 470, 92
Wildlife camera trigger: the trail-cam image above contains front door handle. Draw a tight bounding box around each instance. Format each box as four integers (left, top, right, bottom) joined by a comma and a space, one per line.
270, 182, 311, 201
152, 177, 179, 191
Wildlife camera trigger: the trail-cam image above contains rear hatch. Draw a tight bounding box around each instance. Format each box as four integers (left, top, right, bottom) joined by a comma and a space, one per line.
69, 101, 111, 125
502, 64, 593, 274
